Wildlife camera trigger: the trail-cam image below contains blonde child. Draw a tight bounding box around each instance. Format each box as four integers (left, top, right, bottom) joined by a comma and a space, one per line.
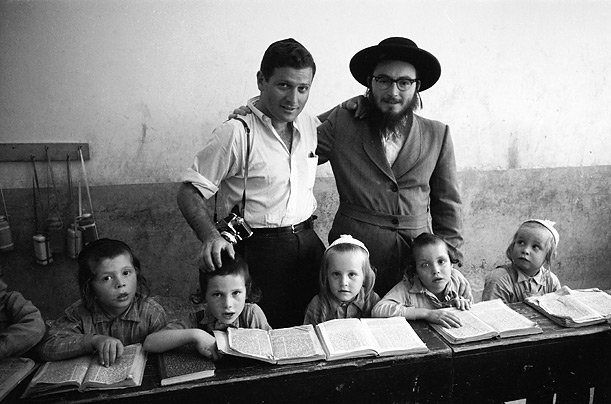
303, 235, 380, 325
372, 233, 473, 328
144, 251, 270, 360
38, 239, 170, 366
482, 219, 561, 303
0, 275, 45, 359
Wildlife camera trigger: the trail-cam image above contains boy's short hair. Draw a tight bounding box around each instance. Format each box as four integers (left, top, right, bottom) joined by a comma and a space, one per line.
199, 251, 261, 303
505, 221, 557, 268
259, 38, 316, 81
77, 238, 149, 310
405, 233, 460, 279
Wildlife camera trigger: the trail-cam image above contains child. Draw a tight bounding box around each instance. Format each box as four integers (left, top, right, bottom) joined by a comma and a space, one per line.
0, 275, 45, 359
38, 238, 169, 366
303, 234, 380, 325
372, 233, 473, 328
482, 219, 561, 303
144, 251, 270, 360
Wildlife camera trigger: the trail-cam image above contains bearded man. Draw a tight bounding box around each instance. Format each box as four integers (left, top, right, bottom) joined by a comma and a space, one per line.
317, 37, 464, 295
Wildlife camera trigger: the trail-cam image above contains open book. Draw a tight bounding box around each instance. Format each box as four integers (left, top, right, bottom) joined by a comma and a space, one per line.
22, 343, 146, 397
0, 357, 37, 401
214, 318, 428, 364
525, 286, 611, 327
431, 299, 543, 344
214, 324, 327, 365
315, 317, 428, 361
157, 344, 215, 386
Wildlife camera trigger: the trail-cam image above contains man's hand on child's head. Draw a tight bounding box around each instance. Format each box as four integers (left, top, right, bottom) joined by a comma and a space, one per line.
198, 235, 235, 271
452, 297, 472, 311
427, 309, 462, 328
92, 335, 124, 367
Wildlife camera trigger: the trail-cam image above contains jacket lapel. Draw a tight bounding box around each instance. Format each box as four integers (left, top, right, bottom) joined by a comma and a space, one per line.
363, 126, 395, 181
391, 115, 422, 179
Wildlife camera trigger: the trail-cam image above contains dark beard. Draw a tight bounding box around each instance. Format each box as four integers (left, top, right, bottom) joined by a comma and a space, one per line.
366, 92, 416, 138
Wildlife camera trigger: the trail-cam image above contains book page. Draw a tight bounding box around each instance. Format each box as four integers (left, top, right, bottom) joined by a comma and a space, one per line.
531, 291, 602, 323
83, 344, 144, 388
30, 355, 90, 385
316, 318, 376, 355
0, 357, 36, 401
470, 299, 539, 336
360, 317, 427, 355
269, 325, 324, 360
227, 328, 274, 360
572, 289, 611, 318
431, 308, 497, 343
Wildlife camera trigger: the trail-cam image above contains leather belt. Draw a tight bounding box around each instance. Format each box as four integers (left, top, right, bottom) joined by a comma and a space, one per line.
253, 217, 314, 235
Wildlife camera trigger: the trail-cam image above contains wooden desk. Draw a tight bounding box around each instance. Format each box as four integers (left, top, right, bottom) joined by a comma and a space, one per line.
450, 302, 611, 404
13, 322, 452, 404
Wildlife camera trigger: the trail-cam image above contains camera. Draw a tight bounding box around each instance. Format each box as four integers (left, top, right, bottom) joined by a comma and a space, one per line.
216, 213, 253, 244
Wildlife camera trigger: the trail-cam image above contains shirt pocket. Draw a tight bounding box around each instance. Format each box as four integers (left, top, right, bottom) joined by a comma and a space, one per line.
307, 154, 318, 190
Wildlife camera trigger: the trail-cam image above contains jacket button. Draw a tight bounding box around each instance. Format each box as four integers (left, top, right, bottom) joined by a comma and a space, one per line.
390, 184, 398, 192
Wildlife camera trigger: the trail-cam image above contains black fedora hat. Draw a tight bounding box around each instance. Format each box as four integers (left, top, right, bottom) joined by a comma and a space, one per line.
349, 37, 441, 91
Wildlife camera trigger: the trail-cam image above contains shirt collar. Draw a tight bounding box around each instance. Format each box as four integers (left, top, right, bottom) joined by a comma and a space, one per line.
408, 276, 458, 306
516, 266, 546, 286
247, 96, 303, 134
90, 299, 140, 324
327, 289, 367, 312
199, 304, 240, 331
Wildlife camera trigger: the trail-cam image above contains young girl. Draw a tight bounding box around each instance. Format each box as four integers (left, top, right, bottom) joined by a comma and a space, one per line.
372, 233, 473, 328
38, 238, 169, 366
144, 251, 270, 360
482, 219, 561, 303
303, 234, 380, 325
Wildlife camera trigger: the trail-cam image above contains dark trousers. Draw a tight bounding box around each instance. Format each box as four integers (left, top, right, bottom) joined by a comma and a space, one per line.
234, 228, 324, 328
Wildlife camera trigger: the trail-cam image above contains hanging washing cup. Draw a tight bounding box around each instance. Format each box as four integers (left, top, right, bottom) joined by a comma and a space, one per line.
46, 217, 65, 254
77, 213, 98, 245
0, 216, 14, 252
33, 233, 53, 265
67, 223, 82, 259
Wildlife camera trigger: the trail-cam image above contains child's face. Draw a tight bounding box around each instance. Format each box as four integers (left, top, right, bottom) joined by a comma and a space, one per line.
510, 226, 550, 276
414, 242, 452, 296
91, 253, 137, 317
205, 274, 246, 325
326, 251, 365, 303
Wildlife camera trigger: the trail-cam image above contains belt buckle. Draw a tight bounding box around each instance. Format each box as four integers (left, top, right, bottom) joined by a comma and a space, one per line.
291, 224, 297, 233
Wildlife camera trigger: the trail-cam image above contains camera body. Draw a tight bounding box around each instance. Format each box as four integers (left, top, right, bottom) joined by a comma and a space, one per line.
216, 213, 253, 244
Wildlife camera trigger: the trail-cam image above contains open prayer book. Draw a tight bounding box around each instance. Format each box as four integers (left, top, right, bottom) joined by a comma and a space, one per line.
525, 286, 611, 327
214, 324, 326, 365
314, 317, 428, 361
431, 299, 543, 344
22, 343, 146, 397
214, 317, 428, 364
0, 357, 37, 401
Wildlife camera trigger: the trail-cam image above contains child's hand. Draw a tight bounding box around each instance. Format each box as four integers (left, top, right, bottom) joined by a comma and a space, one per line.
426, 310, 462, 328
91, 335, 124, 367
193, 329, 221, 360
451, 297, 472, 311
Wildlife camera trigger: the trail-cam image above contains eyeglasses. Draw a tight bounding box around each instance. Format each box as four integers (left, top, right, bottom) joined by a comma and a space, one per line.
371, 75, 418, 91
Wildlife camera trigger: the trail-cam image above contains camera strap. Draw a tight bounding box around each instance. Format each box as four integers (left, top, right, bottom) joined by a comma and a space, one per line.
214, 117, 251, 222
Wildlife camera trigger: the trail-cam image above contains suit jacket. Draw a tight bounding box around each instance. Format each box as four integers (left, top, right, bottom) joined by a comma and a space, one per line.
317, 107, 463, 254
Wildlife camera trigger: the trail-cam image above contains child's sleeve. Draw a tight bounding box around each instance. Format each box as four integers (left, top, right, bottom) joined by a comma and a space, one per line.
0, 291, 46, 359
371, 280, 414, 318
244, 303, 271, 331
37, 303, 96, 362
303, 295, 322, 325
482, 267, 514, 303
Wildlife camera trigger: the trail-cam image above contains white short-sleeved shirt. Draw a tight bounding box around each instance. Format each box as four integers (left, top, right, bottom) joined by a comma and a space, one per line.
181, 96, 320, 228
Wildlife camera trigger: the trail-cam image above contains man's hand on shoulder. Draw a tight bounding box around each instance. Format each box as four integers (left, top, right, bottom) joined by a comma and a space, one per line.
340, 95, 369, 119
228, 105, 252, 120
199, 234, 235, 271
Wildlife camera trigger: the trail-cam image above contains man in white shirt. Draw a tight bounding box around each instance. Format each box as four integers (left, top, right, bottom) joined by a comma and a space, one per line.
178, 39, 324, 328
